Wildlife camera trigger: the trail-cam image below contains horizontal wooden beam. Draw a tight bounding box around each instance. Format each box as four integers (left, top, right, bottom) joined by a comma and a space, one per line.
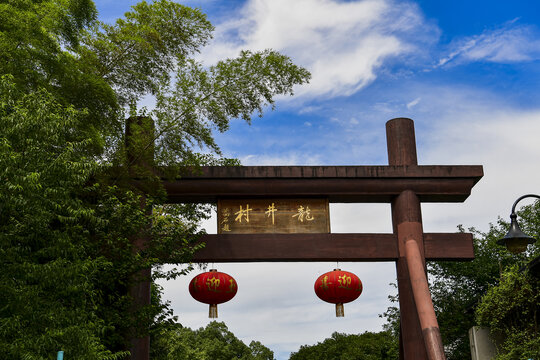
191, 232, 474, 262
423, 233, 475, 261
161, 165, 483, 203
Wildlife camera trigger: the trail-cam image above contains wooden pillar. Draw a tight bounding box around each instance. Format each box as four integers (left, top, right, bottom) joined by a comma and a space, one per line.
405, 239, 446, 359
129, 269, 151, 360
387, 118, 429, 360
126, 116, 154, 360
387, 118, 446, 360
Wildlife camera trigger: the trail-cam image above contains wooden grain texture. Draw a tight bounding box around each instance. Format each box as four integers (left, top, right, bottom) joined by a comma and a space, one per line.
160, 165, 483, 204
387, 117, 418, 166
387, 118, 430, 360
217, 198, 330, 234
190, 232, 473, 262
424, 233, 474, 260
168, 164, 482, 179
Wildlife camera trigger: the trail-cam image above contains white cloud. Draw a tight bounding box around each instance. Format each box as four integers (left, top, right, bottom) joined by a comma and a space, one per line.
200, 0, 437, 99
406, 97, 421, 109
353, 82, 540, 233
298, 105, 322, 114
421, 108, 540, 233
240, 153, 323, 165
438, 21, 540, 66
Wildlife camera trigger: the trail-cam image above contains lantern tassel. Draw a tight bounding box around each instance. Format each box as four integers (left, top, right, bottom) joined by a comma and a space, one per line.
209, 304, 218, 318
336, 303, 344, 317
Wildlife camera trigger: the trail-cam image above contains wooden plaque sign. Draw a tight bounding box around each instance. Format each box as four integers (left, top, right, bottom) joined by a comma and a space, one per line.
217, 198, 330, 234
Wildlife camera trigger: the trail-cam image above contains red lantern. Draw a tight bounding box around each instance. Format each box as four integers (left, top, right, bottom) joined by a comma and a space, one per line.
189, 269, 238, 318
314, 268, 362, 317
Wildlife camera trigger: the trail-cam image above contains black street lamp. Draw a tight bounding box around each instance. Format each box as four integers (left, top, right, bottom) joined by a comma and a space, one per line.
497, 194, 540, 254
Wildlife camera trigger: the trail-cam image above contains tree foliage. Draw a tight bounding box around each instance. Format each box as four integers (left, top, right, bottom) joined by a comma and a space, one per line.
429, 201, 539, 359
381, 201, 540, 359
289, 331, 398, 360
0, 76, 126, 359
0, 0, 118, 152
427, 224, 506, 359
151, 321, 275, 360
476, 264, 540, 359
1, 0, 310, 358
474, 201, 540, 359
78, 0, 310, 166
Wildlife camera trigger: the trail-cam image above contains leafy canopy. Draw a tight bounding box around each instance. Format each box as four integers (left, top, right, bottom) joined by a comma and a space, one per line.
79, 0, 310, 165
1, 0, 310, 358
151, 321, 275, 360
0, 75, 127, 360
474, 201, 540, 359
476, 264, 540, 360
289, 331, 398, 360
381, 201, 540, 359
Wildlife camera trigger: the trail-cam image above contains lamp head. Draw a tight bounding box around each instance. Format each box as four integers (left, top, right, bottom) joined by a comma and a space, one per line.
497, 214, 536, 254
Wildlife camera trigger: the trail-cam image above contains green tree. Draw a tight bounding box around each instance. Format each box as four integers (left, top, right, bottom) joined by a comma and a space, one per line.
427, 224, 505, 359
430, 202, 539, 359
1, 0, 310, 357
289, 331, 399, 360
381, 201, 540, 359
0, 0, 119, 152
79, 0, 310, 353
476, 264, 540, 359
474, 200, 540, 359
150, 321, 275, 360
75, 0, 310, 169
0, 76, 126, 359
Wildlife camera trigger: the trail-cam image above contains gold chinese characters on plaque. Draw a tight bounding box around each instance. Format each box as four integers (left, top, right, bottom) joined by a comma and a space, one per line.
217, 199, 330, 234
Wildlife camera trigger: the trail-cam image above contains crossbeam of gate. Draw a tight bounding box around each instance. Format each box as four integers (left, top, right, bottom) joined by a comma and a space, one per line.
162, 165, 481, 204
162, 164, 481, 265
191, 233, 475, 262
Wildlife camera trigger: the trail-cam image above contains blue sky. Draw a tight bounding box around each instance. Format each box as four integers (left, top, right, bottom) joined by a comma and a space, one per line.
95, 1, 540, 359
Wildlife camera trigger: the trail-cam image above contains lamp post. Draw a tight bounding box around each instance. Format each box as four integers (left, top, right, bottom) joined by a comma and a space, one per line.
497, 194, 540, 254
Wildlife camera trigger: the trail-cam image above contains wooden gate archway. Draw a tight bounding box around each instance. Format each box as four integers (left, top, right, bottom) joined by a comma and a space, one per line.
130, 117, 483, 360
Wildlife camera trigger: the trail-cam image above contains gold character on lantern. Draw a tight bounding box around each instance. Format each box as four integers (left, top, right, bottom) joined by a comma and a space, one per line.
234, 204, 252, 223
338, 274, 352, 289
265, 203, 277, 224
320, 275, 331, 290
292, 205, 314, 222
227, 279, 236, 293
206, 277, 221, 292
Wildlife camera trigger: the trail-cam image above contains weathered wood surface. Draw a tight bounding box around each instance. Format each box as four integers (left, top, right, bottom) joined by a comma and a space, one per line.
217, 198, 330, 234
387, 118, 430, 360
161, 165, 483, 203
190, 232, 474, 262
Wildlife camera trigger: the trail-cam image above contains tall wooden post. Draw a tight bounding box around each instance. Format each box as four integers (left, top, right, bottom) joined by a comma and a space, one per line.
126, 116, 154, 360
387, 118, 445, 360
387, 118, 426, 359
